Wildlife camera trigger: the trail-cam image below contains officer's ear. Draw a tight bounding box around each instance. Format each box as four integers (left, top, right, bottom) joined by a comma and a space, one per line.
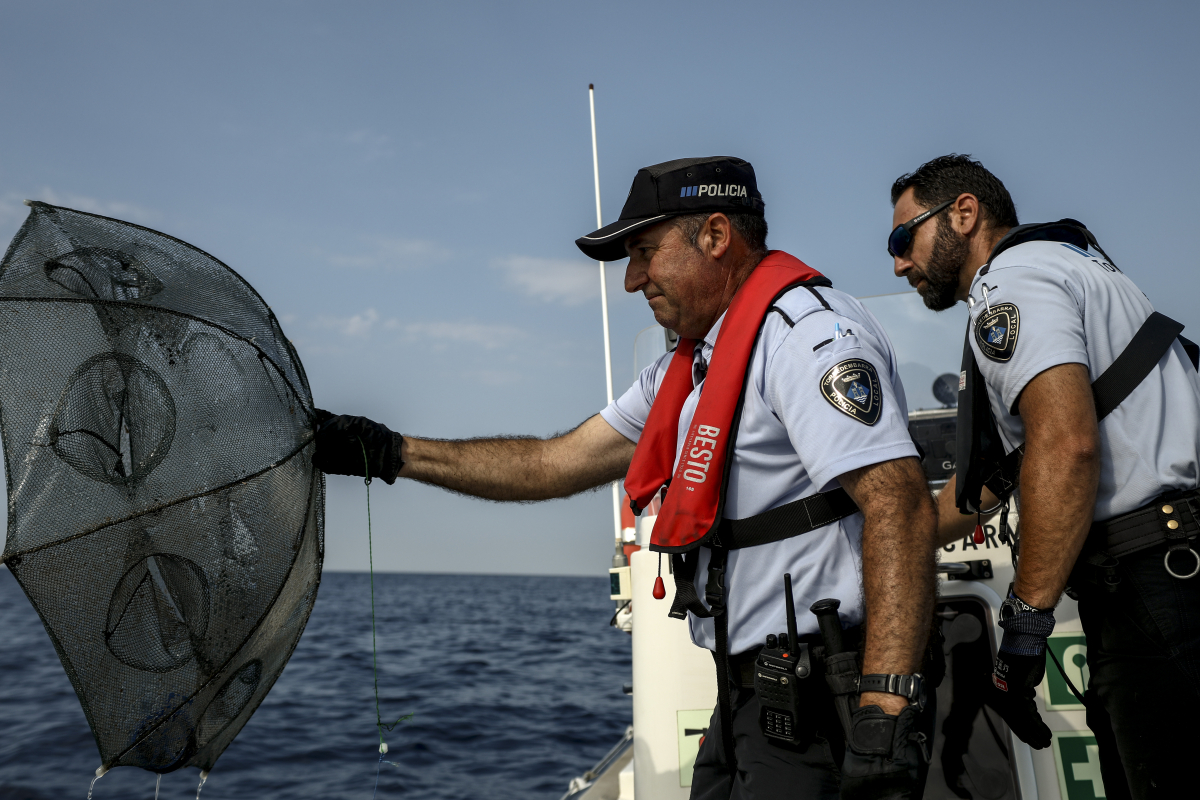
701, 213, 732, 260
950, 193, 983, 238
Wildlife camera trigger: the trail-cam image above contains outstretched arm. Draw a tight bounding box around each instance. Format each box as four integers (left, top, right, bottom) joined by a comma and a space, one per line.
838, 456, 938, 714
398, 414, 635, 501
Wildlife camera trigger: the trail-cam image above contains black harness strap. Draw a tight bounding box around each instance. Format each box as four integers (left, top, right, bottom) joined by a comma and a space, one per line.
667, 487, 858, 619
986, 310, 1187, 492
717, 487, 858, 549
1092, 311, 1185, 420
1181, 335, 1199, 370
667, 547, 736, 770
665, 487, 858, 774
957, 220, 1193, 513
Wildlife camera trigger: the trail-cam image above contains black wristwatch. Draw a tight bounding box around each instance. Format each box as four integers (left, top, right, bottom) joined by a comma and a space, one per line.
858, 673, 926, 710
999, 586, 1052, 622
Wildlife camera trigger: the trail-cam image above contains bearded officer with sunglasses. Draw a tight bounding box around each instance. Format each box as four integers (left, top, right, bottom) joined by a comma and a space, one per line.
888, 154, 1200, 798
313, 156, 940, 799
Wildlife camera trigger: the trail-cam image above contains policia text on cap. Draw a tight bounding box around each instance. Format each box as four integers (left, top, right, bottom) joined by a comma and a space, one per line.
314, 157, 940, 799
891, 154, 1200, 800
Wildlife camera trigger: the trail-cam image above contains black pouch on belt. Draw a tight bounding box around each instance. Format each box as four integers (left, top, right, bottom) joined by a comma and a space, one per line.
810, 598, 862, 740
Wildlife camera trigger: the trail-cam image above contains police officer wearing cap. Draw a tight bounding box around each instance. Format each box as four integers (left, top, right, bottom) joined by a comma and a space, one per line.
317, 156, 939, 799
888, 154, 1200, 798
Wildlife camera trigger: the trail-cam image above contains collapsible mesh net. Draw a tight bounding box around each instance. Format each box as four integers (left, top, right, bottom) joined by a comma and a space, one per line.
0, 202, 324, 773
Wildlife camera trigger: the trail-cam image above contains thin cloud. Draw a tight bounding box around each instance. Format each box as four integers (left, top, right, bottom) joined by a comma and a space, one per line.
0, 190, 159, 232
313, 308, 385, 337
0, 196, 25, 232
310, 310, 527, 352
322, 237, 452, 271
461, 368, 524, 386
401, 321, 528, 351
27, 189, 158, 223
344, 128, 394, 161
494, 255, 600, 306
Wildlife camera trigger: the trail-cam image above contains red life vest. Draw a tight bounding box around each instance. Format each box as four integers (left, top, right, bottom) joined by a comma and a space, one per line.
624, 250, 831, 553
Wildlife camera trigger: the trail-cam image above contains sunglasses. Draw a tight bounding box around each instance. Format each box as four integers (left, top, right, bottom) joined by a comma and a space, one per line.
887, 199, 955, 258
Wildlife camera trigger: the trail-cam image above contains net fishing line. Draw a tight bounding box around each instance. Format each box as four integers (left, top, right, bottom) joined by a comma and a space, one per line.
0, 202, 324, 781
358, 440, 410, 799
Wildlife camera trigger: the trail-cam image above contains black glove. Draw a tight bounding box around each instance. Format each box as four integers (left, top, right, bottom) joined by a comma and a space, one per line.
985, 652, 1051, 749
984, 590, 1054, 749
840, 704, 928, 800
311, 409, 405, 485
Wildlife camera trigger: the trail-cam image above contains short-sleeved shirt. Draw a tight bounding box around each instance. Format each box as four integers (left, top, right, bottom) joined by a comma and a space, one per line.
968, 239, 1200, 521
601, 283, 918, 654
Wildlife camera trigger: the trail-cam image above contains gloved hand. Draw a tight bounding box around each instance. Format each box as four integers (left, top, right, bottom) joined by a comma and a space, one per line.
984, 591, 1054, 749
840, 704, 928, 800
312, 409, 405, 485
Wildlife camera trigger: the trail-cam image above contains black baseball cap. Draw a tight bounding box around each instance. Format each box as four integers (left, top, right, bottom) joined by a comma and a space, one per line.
575, 156, 765, 261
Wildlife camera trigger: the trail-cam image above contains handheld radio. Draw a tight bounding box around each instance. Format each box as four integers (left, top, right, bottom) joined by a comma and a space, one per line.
753, 573, 812, 744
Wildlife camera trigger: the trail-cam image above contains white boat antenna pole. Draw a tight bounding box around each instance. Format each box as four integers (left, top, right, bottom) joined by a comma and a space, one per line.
589, 84, 624, 551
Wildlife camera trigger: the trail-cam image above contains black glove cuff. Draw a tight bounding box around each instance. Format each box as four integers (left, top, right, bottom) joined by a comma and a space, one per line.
381, 432, 405, 485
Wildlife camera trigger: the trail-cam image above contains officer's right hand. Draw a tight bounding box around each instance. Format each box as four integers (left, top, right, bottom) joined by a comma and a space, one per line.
311, 409, 405, 485
839, 704, 928, 800
984, 651, 1052, 749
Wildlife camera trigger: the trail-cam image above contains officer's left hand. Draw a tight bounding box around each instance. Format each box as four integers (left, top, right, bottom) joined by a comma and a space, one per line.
984, 651, 1052, 749
839, 704, 928, 800
311, 409, 405, 484
983, 592, 1055, 749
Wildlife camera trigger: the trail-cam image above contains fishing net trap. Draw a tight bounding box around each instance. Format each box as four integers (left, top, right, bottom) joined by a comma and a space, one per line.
0, 202, 324, 775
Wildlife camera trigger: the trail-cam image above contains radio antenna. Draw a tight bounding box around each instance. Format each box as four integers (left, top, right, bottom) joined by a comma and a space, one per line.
589, 83, 623, 549
783, 573, 799, 654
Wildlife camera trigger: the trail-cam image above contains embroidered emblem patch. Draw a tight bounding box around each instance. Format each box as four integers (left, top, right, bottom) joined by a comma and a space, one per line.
820, 359, 882, 425
974, 302, 1020, 362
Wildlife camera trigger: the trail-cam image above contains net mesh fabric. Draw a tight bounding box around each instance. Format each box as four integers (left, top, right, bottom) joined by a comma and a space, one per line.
0, 203, 324, 773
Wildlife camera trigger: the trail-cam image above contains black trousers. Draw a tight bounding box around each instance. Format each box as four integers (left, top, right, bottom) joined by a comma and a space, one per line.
1076, 544, 1200, 799
689, 647, 935, 800
689, 682, 845, 800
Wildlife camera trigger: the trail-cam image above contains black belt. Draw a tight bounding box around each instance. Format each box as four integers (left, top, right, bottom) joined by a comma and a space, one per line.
664, 487, 859, 773
1075, 487, 1200, 588
728, 627, 864, 688
1089, 488, 1199, 558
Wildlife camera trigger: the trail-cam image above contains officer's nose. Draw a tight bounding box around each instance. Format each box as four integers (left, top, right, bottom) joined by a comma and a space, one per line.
893, 254, 914, 279
625, 259, 648, 294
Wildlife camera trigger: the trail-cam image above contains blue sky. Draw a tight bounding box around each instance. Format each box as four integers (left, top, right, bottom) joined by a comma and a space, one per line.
1, 1, 1197, 574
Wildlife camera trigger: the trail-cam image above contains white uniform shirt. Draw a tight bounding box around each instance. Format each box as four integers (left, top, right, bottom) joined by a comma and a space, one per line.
602, 284, 919, 654
968, 239, 1200, 521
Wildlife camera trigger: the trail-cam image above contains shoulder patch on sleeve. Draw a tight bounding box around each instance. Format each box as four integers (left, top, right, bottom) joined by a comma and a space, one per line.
974, 302, 1020, 362
820, 359, 882, 425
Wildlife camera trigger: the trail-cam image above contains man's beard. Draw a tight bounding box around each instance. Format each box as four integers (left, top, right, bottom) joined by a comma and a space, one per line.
912, 217, 969, 311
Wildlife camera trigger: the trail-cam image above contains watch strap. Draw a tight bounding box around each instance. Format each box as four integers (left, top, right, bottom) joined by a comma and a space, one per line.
1003, 585, 1053, 616
858, 673, 925, 707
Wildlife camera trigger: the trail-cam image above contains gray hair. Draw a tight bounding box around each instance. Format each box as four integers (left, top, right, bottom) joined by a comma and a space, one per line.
672, 213, 768, 257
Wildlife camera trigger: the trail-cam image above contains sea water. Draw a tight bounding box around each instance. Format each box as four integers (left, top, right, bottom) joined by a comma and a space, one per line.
0, 570, 632, 800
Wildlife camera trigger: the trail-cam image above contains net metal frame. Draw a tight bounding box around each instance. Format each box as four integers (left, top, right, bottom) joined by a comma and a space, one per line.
0, 202, 324, 774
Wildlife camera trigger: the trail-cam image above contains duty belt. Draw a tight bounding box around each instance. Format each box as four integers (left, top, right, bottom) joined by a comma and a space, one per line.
1076, 487, 1200, 587
666, 486, 858, 773
727, 627, 864, 688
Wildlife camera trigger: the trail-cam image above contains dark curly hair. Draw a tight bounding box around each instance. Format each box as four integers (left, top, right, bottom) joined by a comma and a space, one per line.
891, 154, 1019, 231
